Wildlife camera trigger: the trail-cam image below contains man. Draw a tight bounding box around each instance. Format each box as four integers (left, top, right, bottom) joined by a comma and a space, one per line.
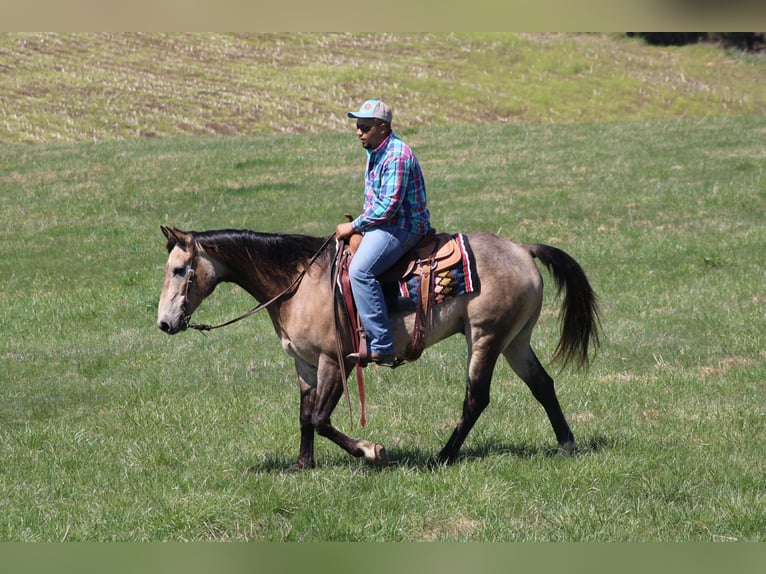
336, 99, 432, 367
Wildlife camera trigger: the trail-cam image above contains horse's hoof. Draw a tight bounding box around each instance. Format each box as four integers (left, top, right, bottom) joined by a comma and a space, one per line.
285, 460, 315, 472
558, 440, 577, 456
373, 443, 389, 467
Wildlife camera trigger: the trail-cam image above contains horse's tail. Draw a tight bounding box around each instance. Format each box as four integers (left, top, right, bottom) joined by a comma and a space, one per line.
522, 243, 601, 369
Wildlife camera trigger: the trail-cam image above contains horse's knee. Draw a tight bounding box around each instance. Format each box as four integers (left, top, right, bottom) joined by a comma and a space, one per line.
299, 413, 313, 430
312, 415, 331, 436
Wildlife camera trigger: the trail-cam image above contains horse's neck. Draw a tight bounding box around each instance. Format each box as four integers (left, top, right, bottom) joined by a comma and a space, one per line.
204, 238, 296, 303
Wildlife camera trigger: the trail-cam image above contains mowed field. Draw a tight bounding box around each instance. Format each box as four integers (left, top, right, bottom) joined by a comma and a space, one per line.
0, 33, 765, 542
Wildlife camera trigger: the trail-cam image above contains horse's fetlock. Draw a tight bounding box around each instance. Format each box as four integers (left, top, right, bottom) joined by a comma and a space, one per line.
286, 459, 315, 472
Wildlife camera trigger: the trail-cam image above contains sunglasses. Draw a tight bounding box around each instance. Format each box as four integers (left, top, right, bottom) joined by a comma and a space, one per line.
356, 122, 377, 133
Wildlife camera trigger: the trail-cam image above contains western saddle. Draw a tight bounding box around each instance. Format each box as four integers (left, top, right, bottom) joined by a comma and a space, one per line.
334, 229, 463, 367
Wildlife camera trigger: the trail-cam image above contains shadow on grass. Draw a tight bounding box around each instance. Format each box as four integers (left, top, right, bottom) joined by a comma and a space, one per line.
246, 452, 304, 474
245, 433, 616, 474
388, 433, 616, 471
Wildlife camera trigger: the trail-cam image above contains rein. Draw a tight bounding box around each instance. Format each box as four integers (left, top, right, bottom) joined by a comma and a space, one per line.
184, 234, 335, 332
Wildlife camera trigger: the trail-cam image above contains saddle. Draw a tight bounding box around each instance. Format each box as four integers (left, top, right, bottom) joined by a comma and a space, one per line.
333, 229, 464, 428
336, 229, 462, 365
349, 229, 464, 283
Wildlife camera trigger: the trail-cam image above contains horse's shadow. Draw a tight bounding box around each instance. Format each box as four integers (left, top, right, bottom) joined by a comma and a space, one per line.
388, 433, 614, 471
247, 434, 615, 474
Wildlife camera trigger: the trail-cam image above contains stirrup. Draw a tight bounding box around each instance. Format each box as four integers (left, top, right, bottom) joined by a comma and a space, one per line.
347, 352, 404, 369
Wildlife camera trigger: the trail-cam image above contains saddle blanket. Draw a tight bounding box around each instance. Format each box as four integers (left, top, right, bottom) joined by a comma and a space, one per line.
397, 233, 480, 304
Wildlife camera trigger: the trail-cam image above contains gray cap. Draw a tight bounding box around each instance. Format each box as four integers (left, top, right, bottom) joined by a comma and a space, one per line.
347, 99, 393, 123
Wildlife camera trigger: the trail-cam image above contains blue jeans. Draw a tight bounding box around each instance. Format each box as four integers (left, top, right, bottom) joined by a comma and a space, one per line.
349, 225, 424, 356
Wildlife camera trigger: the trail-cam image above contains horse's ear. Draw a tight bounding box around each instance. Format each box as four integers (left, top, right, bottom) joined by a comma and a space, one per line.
161, 225, 190, 252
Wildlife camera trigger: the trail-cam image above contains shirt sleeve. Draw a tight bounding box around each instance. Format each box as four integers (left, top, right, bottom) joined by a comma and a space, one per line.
352, 154, 410, 231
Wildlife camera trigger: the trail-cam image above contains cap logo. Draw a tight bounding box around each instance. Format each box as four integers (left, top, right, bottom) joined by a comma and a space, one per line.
363, 103, 372, 110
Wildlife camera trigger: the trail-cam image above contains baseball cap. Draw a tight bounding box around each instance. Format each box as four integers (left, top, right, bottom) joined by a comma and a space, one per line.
347, 99, 393, 123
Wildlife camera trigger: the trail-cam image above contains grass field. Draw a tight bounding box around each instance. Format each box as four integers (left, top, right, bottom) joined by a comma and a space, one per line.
1, 33, 765, 542
2, 32, 765, 143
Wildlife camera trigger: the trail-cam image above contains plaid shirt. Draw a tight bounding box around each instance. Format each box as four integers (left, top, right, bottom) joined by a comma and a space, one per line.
351, 132, 431, 236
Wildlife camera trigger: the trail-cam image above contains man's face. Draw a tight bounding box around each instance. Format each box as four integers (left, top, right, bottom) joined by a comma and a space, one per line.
355, 120, 388, 150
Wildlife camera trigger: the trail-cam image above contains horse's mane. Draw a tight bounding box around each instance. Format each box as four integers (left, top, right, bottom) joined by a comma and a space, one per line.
193, 229, 333, 280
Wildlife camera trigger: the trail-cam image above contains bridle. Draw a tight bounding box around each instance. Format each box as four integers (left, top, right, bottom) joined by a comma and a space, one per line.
180, 234, 335, 332
178, 240, 199, 330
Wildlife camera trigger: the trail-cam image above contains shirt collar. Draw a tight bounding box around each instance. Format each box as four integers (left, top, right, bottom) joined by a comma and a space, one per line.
368, 132, 393, 157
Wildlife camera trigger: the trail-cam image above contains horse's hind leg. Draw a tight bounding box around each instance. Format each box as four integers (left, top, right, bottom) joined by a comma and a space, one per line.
503, 343, 576, 454
438, 343, 499, 464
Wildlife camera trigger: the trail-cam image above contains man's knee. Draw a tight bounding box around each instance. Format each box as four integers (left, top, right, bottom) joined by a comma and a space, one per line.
349, 259, 374, 282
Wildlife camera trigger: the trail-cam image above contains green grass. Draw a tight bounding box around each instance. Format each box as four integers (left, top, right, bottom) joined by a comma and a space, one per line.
1, 33, 765, 143
2, 116, 764, 541
1, 33, 765, 541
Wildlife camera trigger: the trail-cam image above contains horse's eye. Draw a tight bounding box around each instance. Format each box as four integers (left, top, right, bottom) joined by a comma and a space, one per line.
173, 266, 186, 277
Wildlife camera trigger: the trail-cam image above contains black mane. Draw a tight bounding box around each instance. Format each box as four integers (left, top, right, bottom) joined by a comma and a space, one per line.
193, 229, 333, 279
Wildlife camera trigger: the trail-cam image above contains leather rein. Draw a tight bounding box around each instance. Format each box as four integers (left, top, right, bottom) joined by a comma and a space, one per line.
182, 234, 335, 332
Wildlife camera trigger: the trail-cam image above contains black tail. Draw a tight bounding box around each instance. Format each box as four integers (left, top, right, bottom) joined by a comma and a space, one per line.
523, 243, 601, 369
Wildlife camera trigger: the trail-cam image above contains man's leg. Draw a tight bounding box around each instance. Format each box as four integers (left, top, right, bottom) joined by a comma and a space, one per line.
349, 226, 421, 357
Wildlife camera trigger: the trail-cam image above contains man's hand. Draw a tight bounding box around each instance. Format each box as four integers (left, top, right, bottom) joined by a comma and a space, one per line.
335, 221, 356, 240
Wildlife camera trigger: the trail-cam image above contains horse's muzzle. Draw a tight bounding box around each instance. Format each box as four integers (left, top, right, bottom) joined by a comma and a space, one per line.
158, 317, 188, 335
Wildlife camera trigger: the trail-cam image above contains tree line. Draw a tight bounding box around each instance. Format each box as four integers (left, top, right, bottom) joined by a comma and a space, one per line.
628, 32, 764, 51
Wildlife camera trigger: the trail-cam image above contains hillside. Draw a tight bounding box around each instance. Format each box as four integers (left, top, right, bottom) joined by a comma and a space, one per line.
1, 32, 765, 144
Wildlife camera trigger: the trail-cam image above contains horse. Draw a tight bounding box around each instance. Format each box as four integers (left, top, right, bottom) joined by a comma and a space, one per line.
156, 225, 600, 471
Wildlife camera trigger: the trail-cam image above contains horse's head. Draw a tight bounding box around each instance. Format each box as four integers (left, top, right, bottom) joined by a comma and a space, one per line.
157, 226, 217, 334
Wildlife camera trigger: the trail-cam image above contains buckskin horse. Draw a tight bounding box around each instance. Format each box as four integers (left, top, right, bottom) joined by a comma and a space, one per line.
156, 226, 600, 470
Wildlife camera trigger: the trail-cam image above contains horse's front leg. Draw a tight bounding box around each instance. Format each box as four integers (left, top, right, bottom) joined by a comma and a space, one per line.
287, 373, 317, 472
307, 357, 389, 467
